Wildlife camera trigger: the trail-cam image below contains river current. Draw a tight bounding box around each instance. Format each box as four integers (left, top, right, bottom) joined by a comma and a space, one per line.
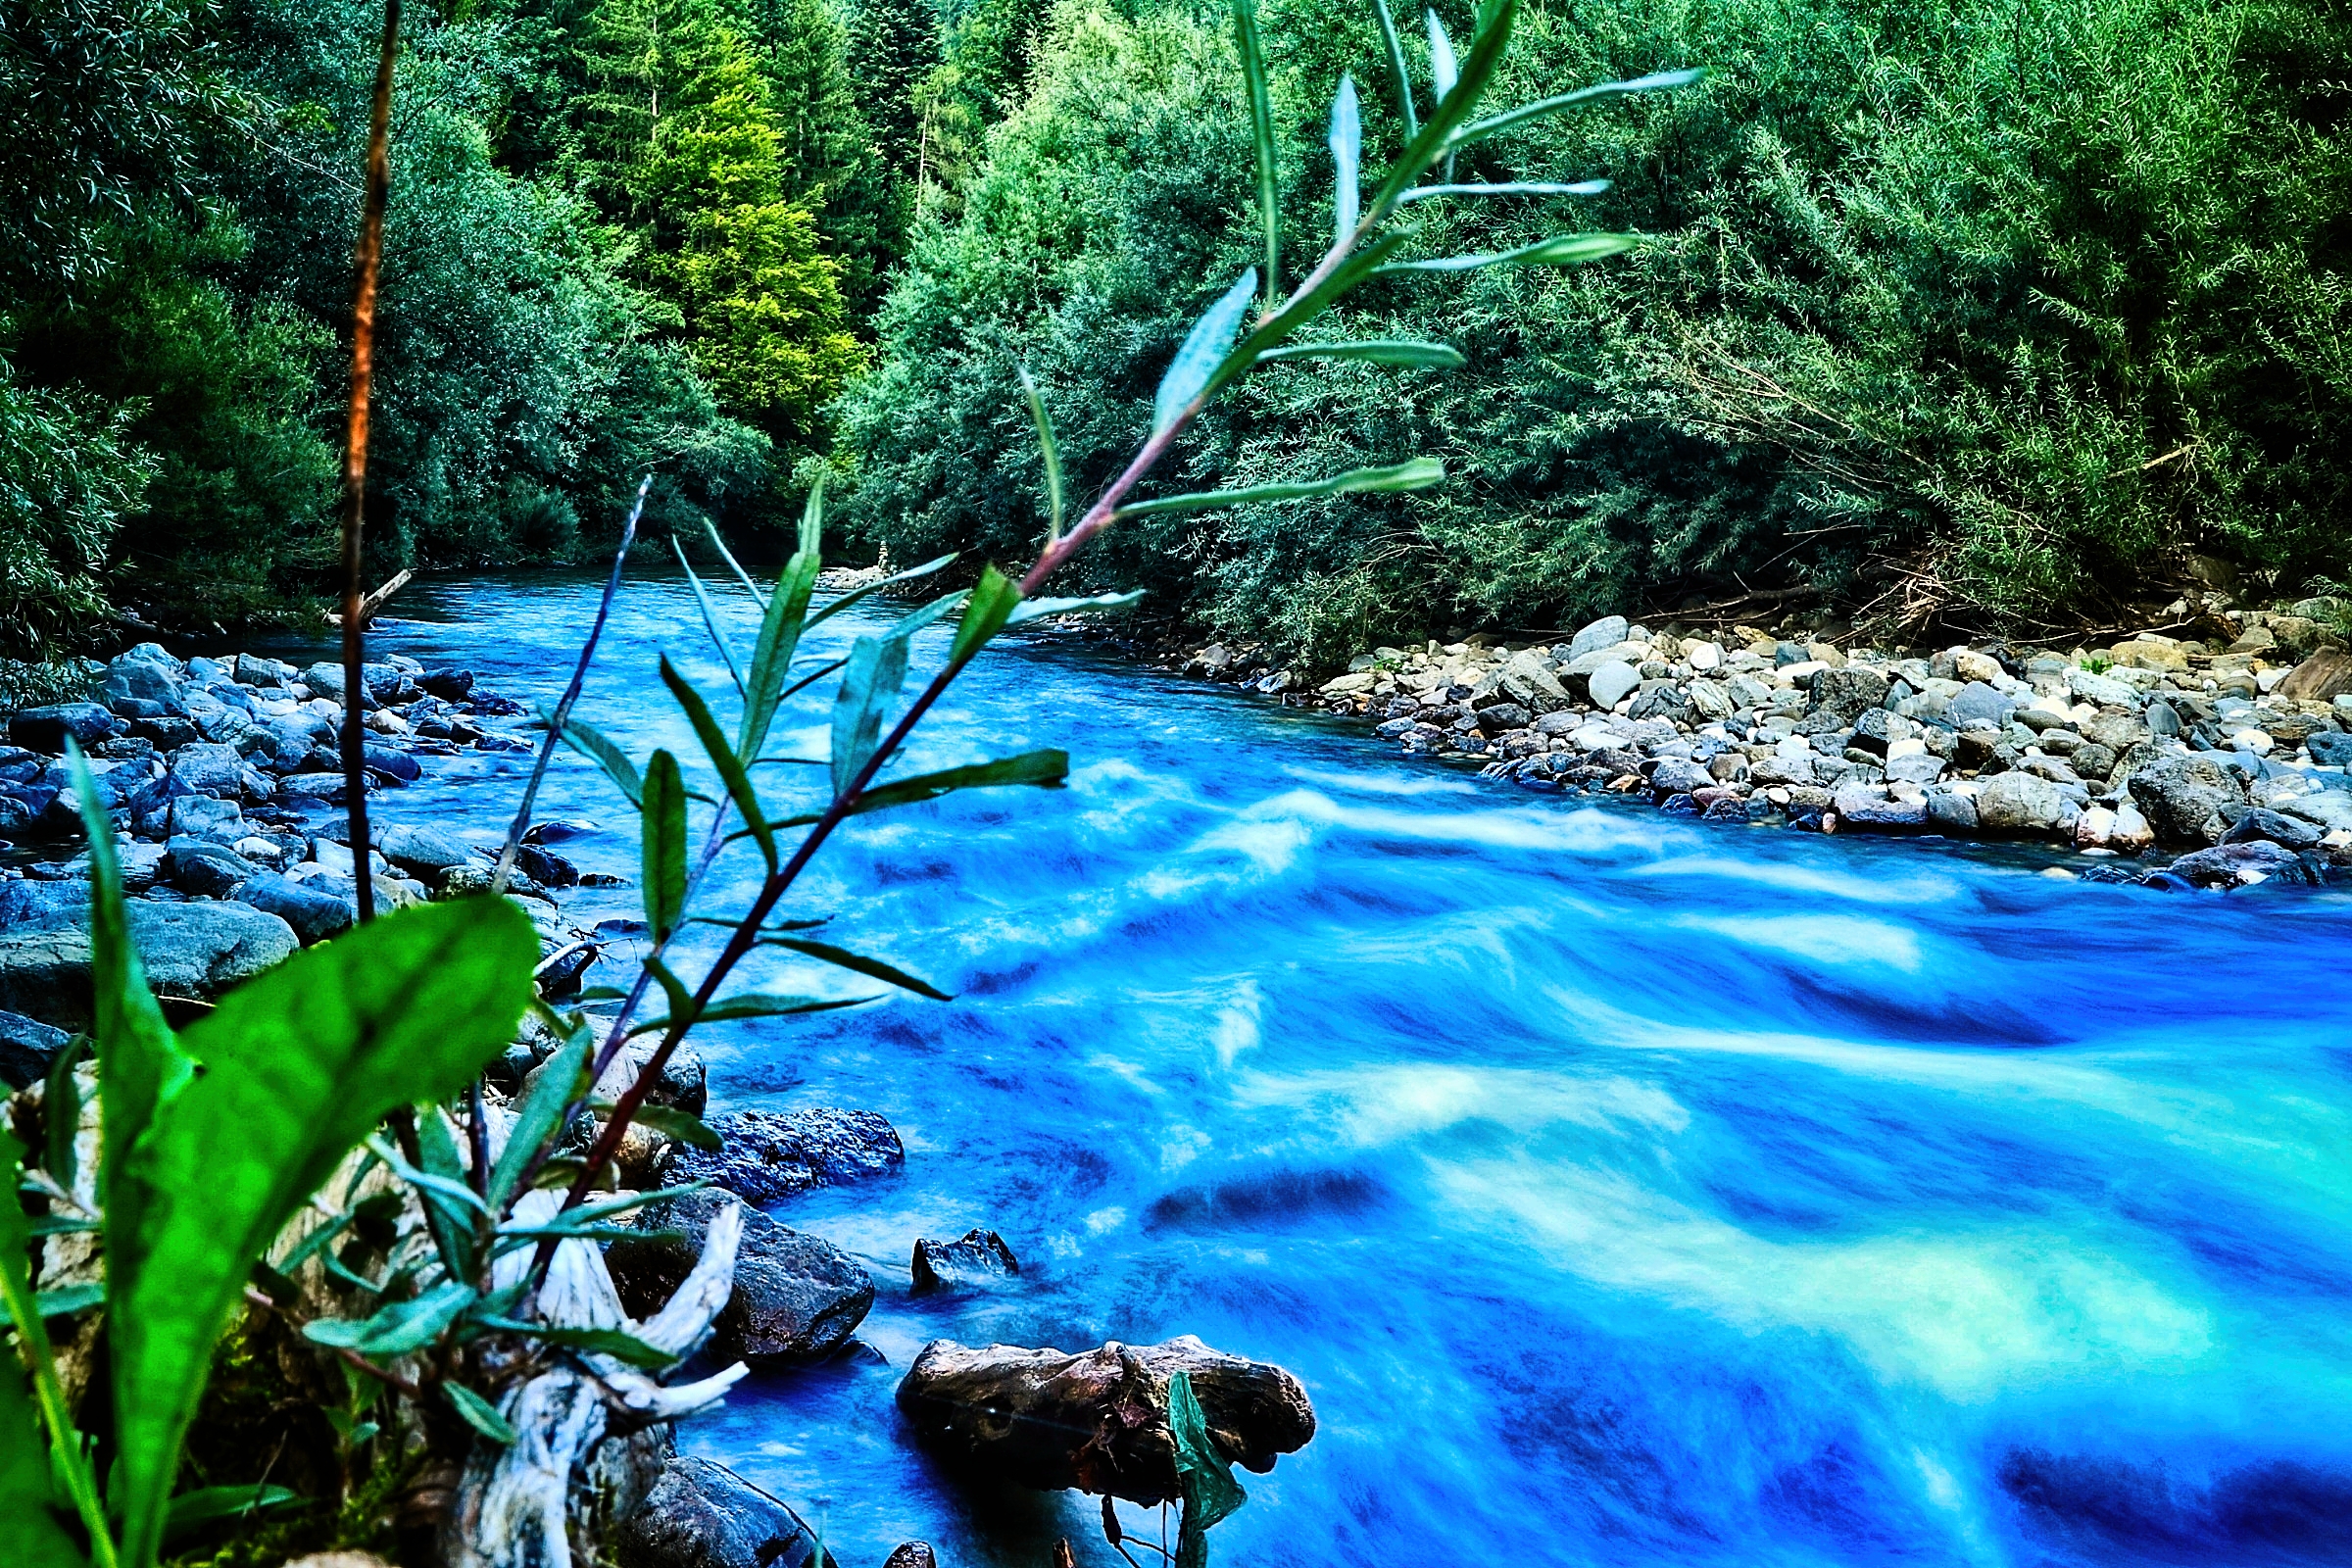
277, 570, 2352, 1567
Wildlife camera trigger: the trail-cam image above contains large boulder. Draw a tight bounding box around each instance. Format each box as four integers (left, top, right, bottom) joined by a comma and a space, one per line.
605, 1190, 873, 1365
102, 647, 186, 713
2128, 754, 2248, 846
662, 1107, 904, 1203
0, 886, 296, 1026
612, 1456, 825, 1568
2163, 840, 2304, 889
1975, 771, 2065, 835
10, 704, 122, 752
1808, 666, 1889, 722
897, 1335, 1316, 1507
1566, 615, 1628, 661
1585, 661, 1641, 710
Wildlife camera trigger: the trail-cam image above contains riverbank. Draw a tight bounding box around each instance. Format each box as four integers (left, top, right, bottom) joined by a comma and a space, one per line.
1137, 603, 2352, 892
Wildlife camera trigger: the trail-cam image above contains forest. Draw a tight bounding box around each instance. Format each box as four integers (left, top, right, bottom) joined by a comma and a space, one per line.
3, 0, 2348, 664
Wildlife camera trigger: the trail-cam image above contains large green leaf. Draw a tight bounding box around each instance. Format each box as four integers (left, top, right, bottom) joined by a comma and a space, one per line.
1230, 0, 1279, 301
105, 896, 538, 1568
828, 632, 912, 800
641, 749, 687, 940
1116, 458, 1445, 519
1154, 270, 1258, 434
162, 1484, 298, 1543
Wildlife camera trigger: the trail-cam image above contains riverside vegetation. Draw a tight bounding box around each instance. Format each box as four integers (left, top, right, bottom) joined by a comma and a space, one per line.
0, 1, 1685, 1564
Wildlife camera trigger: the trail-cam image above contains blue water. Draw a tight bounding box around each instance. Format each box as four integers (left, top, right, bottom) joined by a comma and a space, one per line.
296, 571, 2352, 1566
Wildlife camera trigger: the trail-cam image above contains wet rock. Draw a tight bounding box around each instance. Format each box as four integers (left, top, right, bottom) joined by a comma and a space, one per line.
881, 1545, 936, 1568
910, 1229, 1020, 1294
2128, 754, 2248, 846
1474, 703, 1529, 736
420, 667, 475, 701
362, 744, 420, 784
2164, 840, 2303, 888
2307, 731, 2352, 766
897, 1335, 1316, 1506
1831, 786, 1928, 832
0, 1009, 71, 1089
102, 647, 186, 711
514, 842, 579, 887
524, 818, 599, 845
1646, 758, 1712, 797
1925, 790, 1979, 832
2221, 808, 2322, 851
11, 704, 122, 752
167, 794, 243, 843
0, 888, 295, 1026
169, 742, 246, 797
606, 1190, 873, 1365
662, 1107, 904, 1203
237, 871, 356, 945
612, 1456, 825, 1568
161, 836, 259, 898
232, 653, 295, 687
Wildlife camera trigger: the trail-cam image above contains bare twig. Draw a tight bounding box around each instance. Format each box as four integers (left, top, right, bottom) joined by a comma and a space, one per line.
338, 0, 402, 925
491, 474, 652, 896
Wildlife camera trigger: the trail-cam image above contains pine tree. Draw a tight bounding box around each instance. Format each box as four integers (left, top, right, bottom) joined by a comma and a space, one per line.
845, 0, 938, 185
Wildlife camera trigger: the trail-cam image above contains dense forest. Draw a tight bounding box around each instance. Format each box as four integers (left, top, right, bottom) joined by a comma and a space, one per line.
2, 0, 2348, 667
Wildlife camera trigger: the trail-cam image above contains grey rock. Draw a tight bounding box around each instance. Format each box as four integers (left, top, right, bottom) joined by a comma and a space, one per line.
2145, 701, 2182, 738
1474, 702, 1530, 735
909, 1228, 1020, 1294
612, 1456, 823, 1568
362, 744, 419, 783
1832, 786, 1928, 832
1586, 661, 1642, 710
1976, 771, 2065, 834
2080, 711, 2150, 751
0, 1009, 71, 1090
1500, 650, 1570, 711
2165, 840, 2302, 888
420, 667, 475, 701
161, 836, 259, 898
882, 1546, 937, 1568
606, 1189, 873, 1364
103, 648, 186, 712
10, 704, 122, 751
169, 742, 246, 797
375, 823, 477, 881
2128, 754, 2248, 846
1884, 752, 1946, 786
2222, 808, 2323, 851
0, 893, 296, 1025
1567, 615, 1629, 661
2308, 731, 2352, 766
1926, 790, 1979, 832
662, 1107, 904, 1203
232, 653, 295, 687
168, 794, 243, 842
1648, 758, 1713, 796
1809, 666, 1890, 722
236, 871, 356, 945
2283, 790, 2352, 834
1948, 681, 2017, 728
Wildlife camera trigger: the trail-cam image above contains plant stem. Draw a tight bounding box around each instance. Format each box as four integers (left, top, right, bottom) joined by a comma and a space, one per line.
337, 0, 402, 924
1, 1268, 119, 1567
491, 473, 652, 895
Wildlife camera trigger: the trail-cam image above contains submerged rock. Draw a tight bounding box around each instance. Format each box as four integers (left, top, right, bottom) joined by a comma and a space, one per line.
909, 1228, 1020, 1293
605, 1190, 873, 1365
896, 1335, 1316, 1507
662, 1106, 905, 1203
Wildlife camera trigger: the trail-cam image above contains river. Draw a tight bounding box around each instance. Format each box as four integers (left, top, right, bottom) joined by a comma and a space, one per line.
273, 569, 2352, 1567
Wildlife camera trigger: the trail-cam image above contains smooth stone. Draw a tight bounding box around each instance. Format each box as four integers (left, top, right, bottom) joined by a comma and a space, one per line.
1586, 661, 1642, 710
1926, 790, 1980, 832
375, 823, 478, 881
10, 704, 122, 751
1567, 615, 1629, 661
236, 871, 356, 945
606, 1189, 874, 1365
612, 1456, 825, 1568
0, 889, 296, 1026
160, 836, 258, 898
1947, 681, 2016, 728
1832, 786, 1928, 832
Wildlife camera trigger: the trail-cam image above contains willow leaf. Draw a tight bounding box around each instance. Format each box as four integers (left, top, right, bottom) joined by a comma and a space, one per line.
1329, 74, 1361, 243
1255, 340, 1465, 368
641, 750, 687, 940
762, 938, 952, 1000
1365, 0, 1520, 216
829, 633, 911, 800
1116, 458, 1445, 519
949, 565, 1024, 665
738, 476, 824, 762
1156, 269, 1258, 434
671, 537, 744, 696
1370, 230, 1641, 274
1450, 67, 1705, 148
548, 712, 642, 808
1232, 0, 1279, 301
627, 993, 879, 1039
1396, 178, 1611, 204
1371, 0, 1417, 137
1019, 368, 1065, 541
662, 657, 774, 868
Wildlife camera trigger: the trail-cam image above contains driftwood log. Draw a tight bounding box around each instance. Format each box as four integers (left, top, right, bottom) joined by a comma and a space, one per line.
895, 1335, 1315, 1507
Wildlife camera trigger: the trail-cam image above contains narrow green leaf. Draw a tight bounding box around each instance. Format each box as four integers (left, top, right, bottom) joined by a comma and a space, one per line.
486, 1022, 589, 1215
27, 1215, 99, 1238
1231, 0, 1279, 303
948, 565, 1024, 665
1425, 9, 1457, 100
1329, 74, 1361, 244
662, 656, 775, 869
0, 1134, 104, 1568
671, 538, 746, 696
1370, 230, 1642, 274
412, 1105, 475, 1284
853, 750, 1071, 814
441, 1381, 517, 1446
549, 712, 643, 808
30, 1284, 102, 1317
164, 1484, 298, 1541
627, 992, 878, 1039
1154, 269, 1258, 435
303, 1281, 477, 1356
1005, 590, 1146, 627
641, 750, 687, 941
1449, 67, 1705, 148
472, 1318, 681, 1371
829, 633, 911, 800
738, 473, 824, 763
623, 1103, 724, 1152
1019, 368, 1064, 542
1371, 0, 1418, 138
762, 938, 951, 1000
41, 1035, 88, 1194
1364, 0, 1521, 217
803, 554, 956, 634
1203, 230, 1412, 407
494, 1183, 708, 1240
1396, 178, 1611, 204
1255, 339, 1465, 368
700, 516, 767, 610
1116, 458, 1446, 519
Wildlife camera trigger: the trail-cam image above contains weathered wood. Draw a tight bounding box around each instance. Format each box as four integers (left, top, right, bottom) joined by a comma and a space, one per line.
895, 1335, 1315, 1507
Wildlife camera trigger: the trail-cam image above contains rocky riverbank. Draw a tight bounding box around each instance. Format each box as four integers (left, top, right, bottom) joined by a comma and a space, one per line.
1164, 606, 2352, 891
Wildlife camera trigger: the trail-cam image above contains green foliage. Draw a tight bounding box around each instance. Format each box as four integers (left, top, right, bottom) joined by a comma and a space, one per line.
843, 0, 2352, 655
0, 366, 156, 658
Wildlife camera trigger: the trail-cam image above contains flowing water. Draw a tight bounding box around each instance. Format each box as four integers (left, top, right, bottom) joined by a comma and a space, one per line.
278, 570, 2352, 1567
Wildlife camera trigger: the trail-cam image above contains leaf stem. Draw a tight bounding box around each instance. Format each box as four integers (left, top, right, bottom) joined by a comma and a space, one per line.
2, 1251, 119, 1567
